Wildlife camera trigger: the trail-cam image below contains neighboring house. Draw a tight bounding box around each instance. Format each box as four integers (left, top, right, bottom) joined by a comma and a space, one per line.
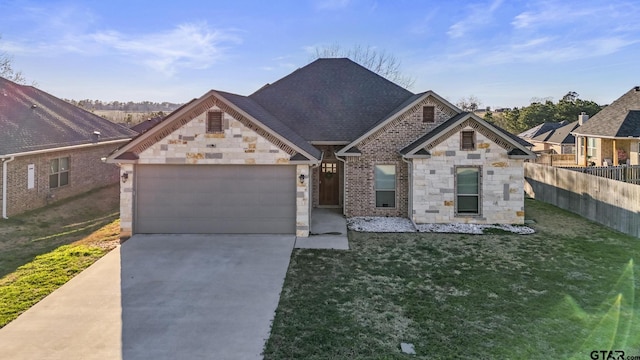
107, 58, 535, 238
0, 77, 137, 218
525, 118, 585, 155
130, 116, 164, 134
517, 122, 565, 153
534, 120, 581, 155
573, 86, 640, 166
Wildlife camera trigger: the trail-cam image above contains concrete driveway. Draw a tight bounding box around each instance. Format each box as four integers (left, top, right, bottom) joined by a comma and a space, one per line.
0, 234, 295, 360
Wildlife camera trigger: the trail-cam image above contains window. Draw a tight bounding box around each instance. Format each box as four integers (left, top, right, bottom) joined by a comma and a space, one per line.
578, 137, 585, 157
587, 138, 597, 158
375, 165, 396, 208
322, 162, 337, 174
50, 157, 69, 189
456, 166, 480, 215
207, 111, 223, 133
461, 131, 475, 150
423, 106, 435, 123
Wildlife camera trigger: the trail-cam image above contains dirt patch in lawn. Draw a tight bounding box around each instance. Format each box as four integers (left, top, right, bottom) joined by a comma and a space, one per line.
0, 184, 120, 277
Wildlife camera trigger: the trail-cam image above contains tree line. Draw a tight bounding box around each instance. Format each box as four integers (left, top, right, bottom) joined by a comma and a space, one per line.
482, 91, 604, 134
64, 99, 183, 112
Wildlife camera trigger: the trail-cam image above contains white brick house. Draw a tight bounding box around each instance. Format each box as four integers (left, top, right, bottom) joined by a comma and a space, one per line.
108, 59, 535, 239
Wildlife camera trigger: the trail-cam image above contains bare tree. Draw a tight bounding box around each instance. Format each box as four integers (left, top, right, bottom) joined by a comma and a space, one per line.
456, 95, 482, 112
312, 44, 415, 89
0, 35, 27, 84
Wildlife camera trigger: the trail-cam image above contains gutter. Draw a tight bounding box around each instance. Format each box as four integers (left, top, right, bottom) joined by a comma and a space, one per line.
401, 156, 418, 231
2, 156, 15, 219
1, 139, 130, 159
335, 154, 347, 216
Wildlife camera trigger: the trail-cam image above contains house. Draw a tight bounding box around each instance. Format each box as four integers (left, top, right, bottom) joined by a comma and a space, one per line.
572, 86, 640, 166
522, 118, 584, 155
107, 58, 535, 238
517, 122, 565, 153
534, 120, 581, 155
0, 77, 137, 218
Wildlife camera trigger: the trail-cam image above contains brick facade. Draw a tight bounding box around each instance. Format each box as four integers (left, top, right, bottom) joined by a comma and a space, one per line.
344, 96, 457, 217
1, 143, 122, 217
412, 126, 525, 225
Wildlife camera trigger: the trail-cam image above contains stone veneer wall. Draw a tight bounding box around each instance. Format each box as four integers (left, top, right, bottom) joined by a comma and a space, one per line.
2, 143, 122, 217
119, 105, 312, 238
344, 96, 458, 217
412, 126, 525, 224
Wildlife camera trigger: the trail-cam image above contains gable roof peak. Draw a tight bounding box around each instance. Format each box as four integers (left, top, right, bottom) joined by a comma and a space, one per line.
573, 86, 640, 138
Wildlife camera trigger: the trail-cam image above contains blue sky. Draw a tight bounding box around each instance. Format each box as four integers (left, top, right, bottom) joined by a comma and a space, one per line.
1, 0, 638, 109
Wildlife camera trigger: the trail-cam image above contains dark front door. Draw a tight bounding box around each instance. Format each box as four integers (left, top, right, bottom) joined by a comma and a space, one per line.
319, 161, 339, 205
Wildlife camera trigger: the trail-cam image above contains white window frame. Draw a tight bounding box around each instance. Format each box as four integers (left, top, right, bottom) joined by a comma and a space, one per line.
587, 138, 597, 158
50, 157, 70, 189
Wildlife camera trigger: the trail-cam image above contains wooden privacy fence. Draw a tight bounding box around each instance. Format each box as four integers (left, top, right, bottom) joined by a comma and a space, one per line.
563, 165, 640, 185
535, 154, 577, 167
524, 163, 640, 238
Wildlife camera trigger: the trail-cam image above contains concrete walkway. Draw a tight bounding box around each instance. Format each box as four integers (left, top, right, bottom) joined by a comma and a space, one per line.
0, 234, 295, 360
295, 208, 349, 250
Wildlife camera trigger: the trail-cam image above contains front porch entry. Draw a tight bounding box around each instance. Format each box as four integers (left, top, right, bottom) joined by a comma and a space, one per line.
319, 160, 340, 206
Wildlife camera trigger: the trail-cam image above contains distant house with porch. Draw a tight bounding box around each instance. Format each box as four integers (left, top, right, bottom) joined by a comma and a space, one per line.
572, 86, 640, 166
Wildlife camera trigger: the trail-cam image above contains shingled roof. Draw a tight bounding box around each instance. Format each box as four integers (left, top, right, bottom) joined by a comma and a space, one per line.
518, 122, 564, 140
573, 86, 640, 137
535, 121, 580, 145
0, 77, 136, 155
249, 58, 413, 142
215, 91, 322, 159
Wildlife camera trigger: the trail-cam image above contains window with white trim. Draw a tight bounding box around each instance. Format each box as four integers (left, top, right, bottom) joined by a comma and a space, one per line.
587, 138, 597, 158
375, 165, 396, 208
50, 157, 69, 189
455, 166, 480, 215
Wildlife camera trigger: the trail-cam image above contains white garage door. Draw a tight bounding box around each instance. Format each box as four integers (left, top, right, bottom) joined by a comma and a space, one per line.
135, 165, 296, 234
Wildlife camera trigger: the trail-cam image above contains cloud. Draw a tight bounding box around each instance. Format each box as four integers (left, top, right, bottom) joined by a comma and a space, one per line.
510, 1, 626, 29
90, 23, 241, 75
447, 0, 504, 38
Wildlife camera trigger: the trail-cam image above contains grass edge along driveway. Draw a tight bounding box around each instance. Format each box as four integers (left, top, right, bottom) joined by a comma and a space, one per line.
0, 185, 120, 328
264, 199, 640, 359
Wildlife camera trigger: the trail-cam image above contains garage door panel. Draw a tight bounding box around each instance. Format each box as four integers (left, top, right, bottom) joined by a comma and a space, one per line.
135, 165, 296, 234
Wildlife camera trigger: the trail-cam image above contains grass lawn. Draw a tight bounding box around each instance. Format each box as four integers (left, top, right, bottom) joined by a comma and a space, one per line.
265, 199, 640, 359
0, 185, 120, 328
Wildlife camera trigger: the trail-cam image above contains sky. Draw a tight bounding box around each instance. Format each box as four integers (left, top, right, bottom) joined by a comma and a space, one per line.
0, 0, 639, 109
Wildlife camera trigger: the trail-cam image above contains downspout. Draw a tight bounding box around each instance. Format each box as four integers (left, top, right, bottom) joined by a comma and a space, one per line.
335, 155, 347, 216
2, 156, 15, 219
401, 156, 418, 231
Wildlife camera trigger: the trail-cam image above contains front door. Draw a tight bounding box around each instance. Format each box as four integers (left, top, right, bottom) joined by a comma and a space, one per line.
319, 161, 339, 205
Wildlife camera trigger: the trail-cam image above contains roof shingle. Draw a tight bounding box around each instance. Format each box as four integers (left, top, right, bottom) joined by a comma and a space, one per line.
0, 77, 136, 155
248, 58, 413, 142
573, 86, 640, 137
